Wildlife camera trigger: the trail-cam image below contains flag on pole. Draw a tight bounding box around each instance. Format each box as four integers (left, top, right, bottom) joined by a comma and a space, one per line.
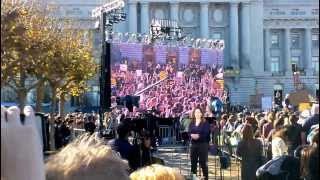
159, 71, 168, 80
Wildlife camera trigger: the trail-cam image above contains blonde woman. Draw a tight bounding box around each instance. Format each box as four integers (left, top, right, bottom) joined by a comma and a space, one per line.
188, 107, 210, 180
130, 164, 185, 180
46, 134, 130, 180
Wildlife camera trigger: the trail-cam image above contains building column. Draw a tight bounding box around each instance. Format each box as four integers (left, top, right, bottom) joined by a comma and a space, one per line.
240, 2, 251, 70
229, 2, 239, 69
140, 1, 149, 34
284, 28, 291, 75
128, 1, 137, 33
200, 2, 209, 38
170, 1, 179, 22
264, 28, 271, 71
305, 28, 313, 75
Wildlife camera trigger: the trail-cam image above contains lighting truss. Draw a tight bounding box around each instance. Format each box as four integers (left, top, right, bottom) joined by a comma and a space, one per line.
92, 0, 125, 18
105, 32, 225, 50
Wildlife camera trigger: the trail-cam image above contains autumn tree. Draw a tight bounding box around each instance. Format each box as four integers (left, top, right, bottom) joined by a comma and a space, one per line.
1, 0, 55, 108
44, 27, 97, 116
1, 0, 97, 113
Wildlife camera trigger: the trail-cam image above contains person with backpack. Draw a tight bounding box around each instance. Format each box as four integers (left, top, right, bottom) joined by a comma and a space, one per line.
236, 124, 263, 180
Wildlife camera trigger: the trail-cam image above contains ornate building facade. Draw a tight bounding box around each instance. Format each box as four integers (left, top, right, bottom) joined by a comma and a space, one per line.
1, 0, 319, 109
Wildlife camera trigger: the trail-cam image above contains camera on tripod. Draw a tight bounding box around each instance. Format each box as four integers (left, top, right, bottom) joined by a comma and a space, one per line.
116, 95, 140, 112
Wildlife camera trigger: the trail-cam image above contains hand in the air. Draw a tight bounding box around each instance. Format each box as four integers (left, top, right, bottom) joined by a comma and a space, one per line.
1, 106, 45, 180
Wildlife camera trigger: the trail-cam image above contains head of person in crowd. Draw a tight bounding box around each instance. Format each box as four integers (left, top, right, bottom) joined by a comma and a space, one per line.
228, 114, 236, 123
287, 113, 299, 126
300, 143, 319, 180
266, 112, 275, 124
237, 113, 244, 122
46, 134, 130, 180
117, 122, 131, 140
191, 107, 205, 123
130, 164, 184, 180
140, 131, 152, 149
273, 116, 285, 130
220, 113, 228, 125
245, 116, 257, 126
241, 124, 254, 141
275, 111, 283, 121
272, 126, 289, 143
298, 109, 311, 125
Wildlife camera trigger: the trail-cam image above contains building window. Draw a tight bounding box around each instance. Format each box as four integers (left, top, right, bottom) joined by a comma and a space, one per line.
212, 33, 221, 40
291, 56, 300, 72
291, 56, 299, 65
271, 34, 279, 48
312, 56, 319, 73
291, 33, 300, 48
312, 34, 319, 48
271, 57, 280, 73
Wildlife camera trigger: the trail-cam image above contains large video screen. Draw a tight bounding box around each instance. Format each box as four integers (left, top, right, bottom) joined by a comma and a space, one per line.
110, 43, 224, 117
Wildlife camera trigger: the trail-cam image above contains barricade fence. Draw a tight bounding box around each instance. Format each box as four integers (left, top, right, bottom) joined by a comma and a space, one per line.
155, 144, 242, 180
67, 123, 273, 180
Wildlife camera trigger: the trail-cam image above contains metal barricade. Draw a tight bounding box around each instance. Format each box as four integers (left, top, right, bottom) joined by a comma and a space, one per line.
159, 125, 176, 145
72, 128, 86, 139
155, 134, 242, 180
155, 144, 242, 180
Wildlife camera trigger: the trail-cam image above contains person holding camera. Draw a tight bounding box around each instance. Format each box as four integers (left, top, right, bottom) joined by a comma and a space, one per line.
189, 107, 210, 180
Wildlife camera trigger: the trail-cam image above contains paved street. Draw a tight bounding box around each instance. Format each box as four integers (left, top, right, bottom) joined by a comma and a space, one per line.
156, 146, 242, 180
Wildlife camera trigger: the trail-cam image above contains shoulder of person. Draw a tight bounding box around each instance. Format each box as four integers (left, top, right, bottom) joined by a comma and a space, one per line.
107, 139, 116, 146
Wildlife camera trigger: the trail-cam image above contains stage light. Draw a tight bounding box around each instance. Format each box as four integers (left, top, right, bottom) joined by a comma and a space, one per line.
150, 18, 185, 43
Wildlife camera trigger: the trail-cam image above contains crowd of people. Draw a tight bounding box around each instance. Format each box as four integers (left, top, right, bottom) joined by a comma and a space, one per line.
50, 96, 319, 180
218, 103, 318, 180
111, 62, 226, 118
1, 99, 319, 180
51, 112, 99, 149
51, 99, 319, 180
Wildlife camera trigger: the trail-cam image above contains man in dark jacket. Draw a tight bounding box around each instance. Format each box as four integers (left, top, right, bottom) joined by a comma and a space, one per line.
108, 122, 136, 170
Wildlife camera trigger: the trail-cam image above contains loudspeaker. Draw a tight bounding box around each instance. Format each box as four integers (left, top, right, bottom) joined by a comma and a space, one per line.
100, 42, 111, 111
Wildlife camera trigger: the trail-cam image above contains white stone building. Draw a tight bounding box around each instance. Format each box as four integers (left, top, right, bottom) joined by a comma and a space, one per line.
1, 0, 319, 110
